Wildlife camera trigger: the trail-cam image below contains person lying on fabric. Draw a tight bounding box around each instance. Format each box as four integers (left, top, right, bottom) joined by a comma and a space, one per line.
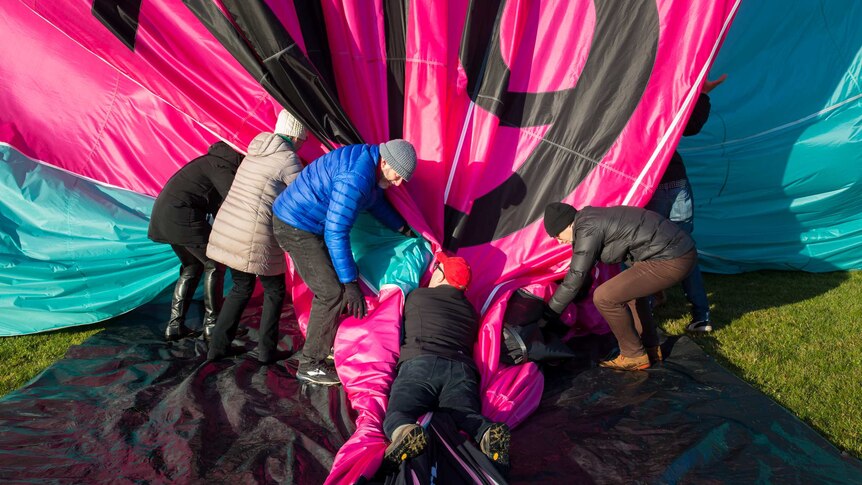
543, 202, 697, 371
148, 140, 243, 342
205, 110, 307, 365
383, 252, 511, 471
271, 139, 417, 386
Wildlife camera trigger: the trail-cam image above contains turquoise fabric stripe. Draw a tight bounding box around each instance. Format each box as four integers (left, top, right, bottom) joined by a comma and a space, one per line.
0, 144, 179, 335
0, 145, 428, 335
351, 213, 431, 294
681, 0, 862, 272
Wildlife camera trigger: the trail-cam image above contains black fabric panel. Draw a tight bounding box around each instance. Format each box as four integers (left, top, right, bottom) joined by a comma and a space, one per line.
1, 300, 861, 482
383, 0, 409, 140
0, 295, 353, 483
507, 334, 862, 484
184, 0, 363, 148
92, 0, 142, 51
292, 1, 340, 103
183, 0, 267, 83
445, 0, 659, 249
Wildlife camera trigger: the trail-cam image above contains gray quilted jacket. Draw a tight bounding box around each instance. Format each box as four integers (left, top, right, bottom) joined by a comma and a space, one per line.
207, 133, 302, 276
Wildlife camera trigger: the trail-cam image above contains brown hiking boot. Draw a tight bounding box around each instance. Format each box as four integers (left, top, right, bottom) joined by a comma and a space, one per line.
599, 353, 651, 371
646, 346, 663, 364
384, 424, 428, 465
480, 423, 511, 468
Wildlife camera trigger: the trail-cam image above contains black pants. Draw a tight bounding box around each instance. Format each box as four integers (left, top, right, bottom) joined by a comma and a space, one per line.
383, 355, 493, 444
210, 269, 286, 357
273, 218, 344, 366
171, 244, 208, 269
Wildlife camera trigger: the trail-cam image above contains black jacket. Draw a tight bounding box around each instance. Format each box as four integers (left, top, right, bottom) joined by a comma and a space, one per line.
398, 286, 479, 368
148, 142, 243, 246
548, 206, 695, 313
660, 93, 711, 184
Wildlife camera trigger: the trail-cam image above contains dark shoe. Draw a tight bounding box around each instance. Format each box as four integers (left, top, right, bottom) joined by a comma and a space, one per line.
165, 321, 193, 341
202, 260, 224, 341
384, 424, 428, 466
646, 346, 663, 364
599, 353, 651, 371
165, 265, 203, 342
686, 319, 713, 333
296, 362, 341, 386
480, 423, 511, 468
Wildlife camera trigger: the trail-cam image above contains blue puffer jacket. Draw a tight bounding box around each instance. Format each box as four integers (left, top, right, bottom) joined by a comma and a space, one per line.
272, 144, 406, 283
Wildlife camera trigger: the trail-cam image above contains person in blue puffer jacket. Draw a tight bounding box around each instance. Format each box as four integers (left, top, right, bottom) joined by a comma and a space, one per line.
272, 139, 417, 385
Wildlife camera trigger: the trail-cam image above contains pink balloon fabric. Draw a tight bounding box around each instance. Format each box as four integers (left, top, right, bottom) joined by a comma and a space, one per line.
2, 1, 741, 482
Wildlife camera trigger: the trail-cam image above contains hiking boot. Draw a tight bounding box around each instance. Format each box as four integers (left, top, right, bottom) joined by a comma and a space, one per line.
599, 353, 651, 371
646, 346, 663, 364
384, 424, 428, 465
686, 319, 713, 333
296, 362, 341, 386
480, 423, 511, 468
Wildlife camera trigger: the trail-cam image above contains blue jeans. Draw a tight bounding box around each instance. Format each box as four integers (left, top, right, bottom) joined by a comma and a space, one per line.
646, 180, 710, 322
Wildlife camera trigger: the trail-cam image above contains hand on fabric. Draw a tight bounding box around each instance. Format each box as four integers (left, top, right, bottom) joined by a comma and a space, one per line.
702, 73, 727, 94
398, 225, 417, 238
343, 282, 367, 319
541, 304, 562, 327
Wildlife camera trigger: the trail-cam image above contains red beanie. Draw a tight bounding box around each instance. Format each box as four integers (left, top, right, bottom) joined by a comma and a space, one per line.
435, 252, 472, 290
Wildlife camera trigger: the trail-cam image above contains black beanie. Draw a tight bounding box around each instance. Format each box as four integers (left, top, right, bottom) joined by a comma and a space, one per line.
543, 202, 577, 237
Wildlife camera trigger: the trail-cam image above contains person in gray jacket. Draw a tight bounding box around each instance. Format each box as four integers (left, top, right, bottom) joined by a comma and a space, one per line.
543, 203, 697, 371
205, 110, 306, 364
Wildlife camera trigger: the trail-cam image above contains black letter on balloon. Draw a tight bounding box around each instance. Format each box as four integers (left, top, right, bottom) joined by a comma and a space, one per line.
445, 0, 659, 249
92, 0, 143, 51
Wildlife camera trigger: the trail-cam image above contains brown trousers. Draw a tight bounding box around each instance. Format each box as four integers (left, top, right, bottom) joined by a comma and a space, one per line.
593, 250, 698, 357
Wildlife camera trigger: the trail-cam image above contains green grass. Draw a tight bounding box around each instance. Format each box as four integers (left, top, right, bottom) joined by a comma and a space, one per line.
656, 270, 862, 459
1, 271, 860, 460
0, 323, 106, 395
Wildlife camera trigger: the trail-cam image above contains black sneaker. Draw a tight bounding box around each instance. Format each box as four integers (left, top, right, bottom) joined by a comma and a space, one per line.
480, 423, 511, 468
384, 424, 428, 465
296, 362, 341, 386
686, 319, 713, 333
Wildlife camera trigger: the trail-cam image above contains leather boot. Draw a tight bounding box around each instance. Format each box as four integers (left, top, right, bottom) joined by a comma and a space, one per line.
202, 260, 224, 341
165, 265, 202, 341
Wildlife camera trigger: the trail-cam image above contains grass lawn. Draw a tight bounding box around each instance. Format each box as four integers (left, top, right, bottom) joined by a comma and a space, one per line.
1, 270, 860, 459
0, 323, 106, 396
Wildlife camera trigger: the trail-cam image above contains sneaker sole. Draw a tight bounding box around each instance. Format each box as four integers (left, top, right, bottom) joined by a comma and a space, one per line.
686, 324, 713, 333
384, 426, 428, 465
296, 373, 341, 386
598, 361, 651, 371
483, 424, 511, 466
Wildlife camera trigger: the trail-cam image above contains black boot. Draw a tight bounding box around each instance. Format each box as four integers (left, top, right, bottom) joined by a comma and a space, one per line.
202, 260, 224, 341
165, 265, 202, 341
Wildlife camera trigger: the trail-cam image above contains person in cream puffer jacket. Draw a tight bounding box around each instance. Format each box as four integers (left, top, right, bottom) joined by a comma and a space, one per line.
206, 110, 306, 363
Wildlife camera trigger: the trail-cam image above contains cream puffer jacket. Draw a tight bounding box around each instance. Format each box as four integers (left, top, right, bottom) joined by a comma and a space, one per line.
207, 133, 302, 276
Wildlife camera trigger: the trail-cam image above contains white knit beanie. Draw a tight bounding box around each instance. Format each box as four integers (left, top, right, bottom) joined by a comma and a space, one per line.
274, 109, 307, 140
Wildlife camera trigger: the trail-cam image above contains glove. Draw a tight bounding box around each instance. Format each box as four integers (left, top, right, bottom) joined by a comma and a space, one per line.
343, 281, 367, 319
398, 225, 417, 238
541, 304, 569, 337
541, 304, 562, 327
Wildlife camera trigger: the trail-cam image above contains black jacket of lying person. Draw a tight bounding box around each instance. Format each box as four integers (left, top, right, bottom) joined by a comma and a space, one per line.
544, 203, 697, 371
382, 252, 511, 473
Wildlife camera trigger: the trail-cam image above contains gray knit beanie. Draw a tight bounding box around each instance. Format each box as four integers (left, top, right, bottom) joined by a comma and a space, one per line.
379, 139, 416, 182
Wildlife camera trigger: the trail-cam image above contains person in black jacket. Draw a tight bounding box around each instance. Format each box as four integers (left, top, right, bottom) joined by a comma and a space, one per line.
646, 74, 726, 333
382, 252, 510, 470
148, 141, 243, 341
543, 203, 698, 371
